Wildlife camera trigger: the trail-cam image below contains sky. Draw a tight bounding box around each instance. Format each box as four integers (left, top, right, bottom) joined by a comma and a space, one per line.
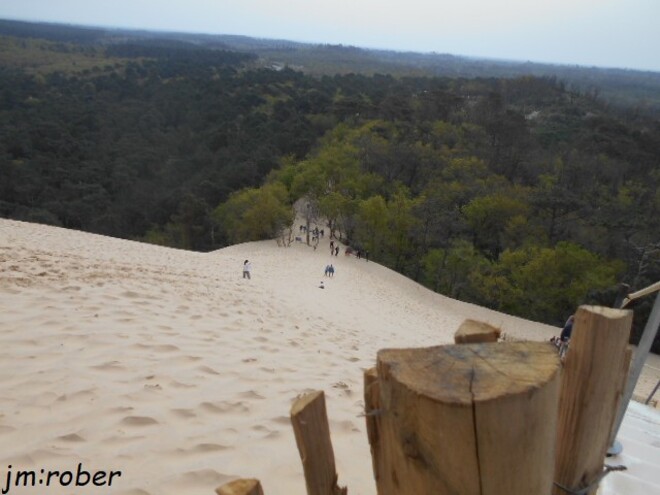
1, 0, 658, 72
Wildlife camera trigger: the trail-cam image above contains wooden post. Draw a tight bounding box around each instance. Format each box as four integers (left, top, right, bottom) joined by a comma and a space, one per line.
364, 367, 382, 485
290, 391, 347, 495
367, 342, 561, 495
454, 319, 501, 344
553, 306, 633, 495
216, 478, 264, 495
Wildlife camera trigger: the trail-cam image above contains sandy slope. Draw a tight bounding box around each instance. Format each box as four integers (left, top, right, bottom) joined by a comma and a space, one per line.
0, 218, 658, 495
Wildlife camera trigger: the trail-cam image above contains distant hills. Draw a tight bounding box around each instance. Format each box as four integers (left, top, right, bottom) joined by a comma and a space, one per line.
1, 18, 660, 114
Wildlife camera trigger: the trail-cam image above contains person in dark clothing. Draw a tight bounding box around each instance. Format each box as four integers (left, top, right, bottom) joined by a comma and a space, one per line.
560, 315, 575, 342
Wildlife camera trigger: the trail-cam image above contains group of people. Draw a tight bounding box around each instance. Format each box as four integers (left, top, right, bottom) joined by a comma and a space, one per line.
324, 264, 335, 277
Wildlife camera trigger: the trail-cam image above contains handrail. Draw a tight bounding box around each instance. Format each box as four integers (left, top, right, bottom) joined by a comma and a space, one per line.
621, 280, 660, 308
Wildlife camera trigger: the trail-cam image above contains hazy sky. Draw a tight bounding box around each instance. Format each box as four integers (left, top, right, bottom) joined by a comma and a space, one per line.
1, 0, 658, 72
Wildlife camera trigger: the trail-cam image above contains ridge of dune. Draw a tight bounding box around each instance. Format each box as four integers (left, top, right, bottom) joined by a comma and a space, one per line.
1, 218, 658, 495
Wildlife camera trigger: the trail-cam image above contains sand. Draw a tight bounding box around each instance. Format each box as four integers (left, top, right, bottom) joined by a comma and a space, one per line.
1, 218, 658, 495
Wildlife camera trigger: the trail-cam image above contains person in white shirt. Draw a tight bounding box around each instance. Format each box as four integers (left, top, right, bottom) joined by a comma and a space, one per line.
243, 260, 252, 279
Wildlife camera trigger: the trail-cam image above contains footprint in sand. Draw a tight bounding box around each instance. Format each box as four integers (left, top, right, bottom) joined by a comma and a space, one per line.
102, 434, 146, 446
120, 415, 159, 427
169, 379, 195, 389
151, 344, 180, 352
91, 361, 125, 372
57, 433, 85, 442
189, 443, 230, 453
109, 406, 134, 414
168, 443, 230, 458
55, 388, 96, 402
121, 290, 143, 299
199, 401, 250, 415
238, 390, 265, 400
170, 408, 197, 419
198, 365, 221, 375
270, 415, 291, 426
0, 425, 16, 435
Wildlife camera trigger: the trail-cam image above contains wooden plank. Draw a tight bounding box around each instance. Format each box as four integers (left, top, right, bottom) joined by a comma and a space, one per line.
290, 390, 347, 495
553, 306, 633, 495
454, 319, 501, 344
371, 342, 561, 494
216, 478, 264, 495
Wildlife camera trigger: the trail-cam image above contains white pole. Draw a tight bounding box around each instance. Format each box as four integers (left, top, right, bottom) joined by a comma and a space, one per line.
609, 292, 660, 455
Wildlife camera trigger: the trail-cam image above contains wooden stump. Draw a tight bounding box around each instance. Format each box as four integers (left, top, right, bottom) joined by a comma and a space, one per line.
366, 342, 561, 495
454, 319, 501, 344
290, 391, 347, 495
216, 478, 264, 495
553, 306, 632, 495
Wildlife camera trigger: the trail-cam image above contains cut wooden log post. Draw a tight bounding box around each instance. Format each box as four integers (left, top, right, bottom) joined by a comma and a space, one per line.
454, 318, 501, 344
553, 306, 633, 495
290, 390, 347, 495
216, 478, 264, 495
367, 342, 561, 495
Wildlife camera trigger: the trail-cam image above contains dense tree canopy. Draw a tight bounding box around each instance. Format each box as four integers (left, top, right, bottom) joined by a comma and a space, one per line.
1, 30, 658, 349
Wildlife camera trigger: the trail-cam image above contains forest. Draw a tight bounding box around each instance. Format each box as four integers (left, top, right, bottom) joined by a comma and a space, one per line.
0, 20, 658, 349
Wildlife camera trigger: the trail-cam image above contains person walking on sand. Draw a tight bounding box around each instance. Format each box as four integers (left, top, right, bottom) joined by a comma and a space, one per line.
243, 260, 252, 279
329, 264, 335, 277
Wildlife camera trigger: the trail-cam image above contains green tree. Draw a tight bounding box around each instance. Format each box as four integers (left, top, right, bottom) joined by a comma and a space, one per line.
356, 195, 388, 258
473, 242, 624, 323
214, 183, 293, 244
422, 239, 489, 298
462, 191, 530, 258
385, 187, 420, 272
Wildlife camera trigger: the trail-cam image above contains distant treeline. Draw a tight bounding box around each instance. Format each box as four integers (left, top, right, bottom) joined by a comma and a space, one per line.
1, 18, 660, 114
0, 23, 658, 350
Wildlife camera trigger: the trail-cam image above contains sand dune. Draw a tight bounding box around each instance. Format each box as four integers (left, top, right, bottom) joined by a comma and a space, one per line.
0, 218, 658, 495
